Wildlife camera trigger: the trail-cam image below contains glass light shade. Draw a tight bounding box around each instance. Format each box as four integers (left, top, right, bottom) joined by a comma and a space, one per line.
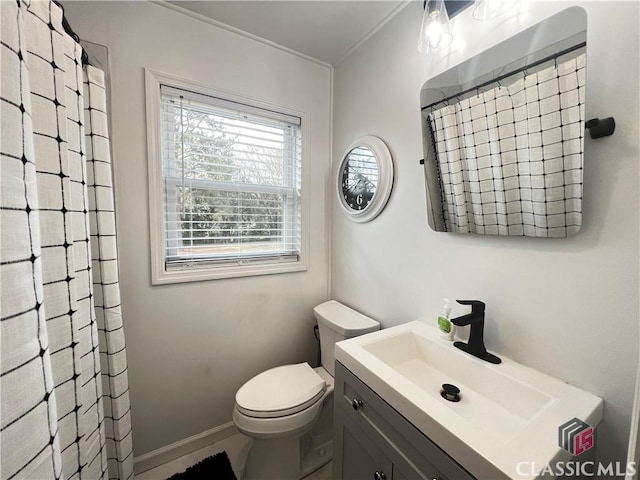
473, 0, 519, 20
418, 0, 453, 53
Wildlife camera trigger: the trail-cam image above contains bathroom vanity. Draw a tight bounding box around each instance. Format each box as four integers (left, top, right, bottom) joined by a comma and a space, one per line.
332, 320, 603, 479
334, 361, 475, 479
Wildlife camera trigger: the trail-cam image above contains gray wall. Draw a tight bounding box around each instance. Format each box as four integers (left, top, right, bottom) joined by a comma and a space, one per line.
63, 1, 331, 456
332, 1, 639, 464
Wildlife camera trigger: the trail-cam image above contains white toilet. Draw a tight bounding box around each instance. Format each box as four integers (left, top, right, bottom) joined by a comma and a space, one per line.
232, 300, 380, 480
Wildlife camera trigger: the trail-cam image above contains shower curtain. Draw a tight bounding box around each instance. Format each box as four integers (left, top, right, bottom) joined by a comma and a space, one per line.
427, 50, 586, 237
1, 1, 133, 479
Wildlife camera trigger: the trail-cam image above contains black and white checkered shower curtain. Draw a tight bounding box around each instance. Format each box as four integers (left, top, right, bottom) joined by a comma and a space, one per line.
428, 50, 586, 237
1, 1, 133, 479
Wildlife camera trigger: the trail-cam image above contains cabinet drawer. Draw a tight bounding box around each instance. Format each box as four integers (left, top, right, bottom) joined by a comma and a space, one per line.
336, 409, 394, 480
335, 361, 475, 480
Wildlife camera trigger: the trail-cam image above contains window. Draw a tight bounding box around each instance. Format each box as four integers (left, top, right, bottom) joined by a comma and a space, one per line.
146, 71, 306, 283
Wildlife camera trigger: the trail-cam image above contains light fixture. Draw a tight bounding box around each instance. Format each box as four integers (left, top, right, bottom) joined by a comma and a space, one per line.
473, 0, 519, 20
418, 0, 453, 53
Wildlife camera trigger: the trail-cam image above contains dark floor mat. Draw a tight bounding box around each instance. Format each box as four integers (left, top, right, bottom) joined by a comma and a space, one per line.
166, 451, 237, 480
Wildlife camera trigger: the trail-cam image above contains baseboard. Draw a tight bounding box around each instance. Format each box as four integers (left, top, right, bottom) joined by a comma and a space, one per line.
133, 422, 238, 474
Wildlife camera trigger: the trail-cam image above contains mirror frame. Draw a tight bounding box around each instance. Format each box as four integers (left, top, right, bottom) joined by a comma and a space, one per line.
337, 135, 394, 223
420, 7, 587, 237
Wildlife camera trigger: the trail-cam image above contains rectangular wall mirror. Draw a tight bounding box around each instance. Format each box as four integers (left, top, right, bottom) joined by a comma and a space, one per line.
421, 7, 587, 237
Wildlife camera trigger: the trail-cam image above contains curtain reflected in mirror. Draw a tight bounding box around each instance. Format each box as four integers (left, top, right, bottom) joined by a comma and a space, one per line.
421, 7, 587, 238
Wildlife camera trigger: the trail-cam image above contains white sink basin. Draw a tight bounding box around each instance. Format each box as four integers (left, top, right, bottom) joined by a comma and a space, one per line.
335, 320, 603, 479
362, 329, 554, 440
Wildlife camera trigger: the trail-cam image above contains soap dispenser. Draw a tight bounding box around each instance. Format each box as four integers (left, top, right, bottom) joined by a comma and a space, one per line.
437, 298, 456, 341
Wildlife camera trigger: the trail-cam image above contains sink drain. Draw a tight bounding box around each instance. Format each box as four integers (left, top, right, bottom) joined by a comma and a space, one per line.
440, 383, 461, 402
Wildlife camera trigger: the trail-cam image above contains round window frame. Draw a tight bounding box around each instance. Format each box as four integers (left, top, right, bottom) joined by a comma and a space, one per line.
336, 136, 394, 223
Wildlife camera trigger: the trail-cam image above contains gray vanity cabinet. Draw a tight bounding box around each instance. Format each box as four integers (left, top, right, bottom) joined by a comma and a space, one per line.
333, 362, 476, 480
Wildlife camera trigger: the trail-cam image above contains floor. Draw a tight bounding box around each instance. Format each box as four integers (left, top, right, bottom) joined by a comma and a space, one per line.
135, 433, 333, 480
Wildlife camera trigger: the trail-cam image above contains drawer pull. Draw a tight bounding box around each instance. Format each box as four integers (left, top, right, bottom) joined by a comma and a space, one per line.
374, 471, 387, 480
352, 398, 363, 411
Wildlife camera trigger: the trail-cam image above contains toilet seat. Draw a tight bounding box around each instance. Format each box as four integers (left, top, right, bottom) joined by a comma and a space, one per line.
236, 363, 326, 419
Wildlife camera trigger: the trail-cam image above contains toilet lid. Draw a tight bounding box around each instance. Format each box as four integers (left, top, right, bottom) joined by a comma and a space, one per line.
235, 363, 326, 418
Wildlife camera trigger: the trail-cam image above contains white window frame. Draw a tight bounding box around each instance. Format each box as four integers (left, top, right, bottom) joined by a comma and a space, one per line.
145, 69, 309, 284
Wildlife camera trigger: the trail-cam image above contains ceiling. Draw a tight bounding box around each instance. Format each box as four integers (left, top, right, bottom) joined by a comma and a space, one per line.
164, 1, 406, 65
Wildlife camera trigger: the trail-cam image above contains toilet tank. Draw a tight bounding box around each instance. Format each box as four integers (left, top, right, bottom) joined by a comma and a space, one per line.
314, 300, 380, 376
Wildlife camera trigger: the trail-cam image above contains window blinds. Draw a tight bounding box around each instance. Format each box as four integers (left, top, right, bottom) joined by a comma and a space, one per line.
160, 85, 302, 267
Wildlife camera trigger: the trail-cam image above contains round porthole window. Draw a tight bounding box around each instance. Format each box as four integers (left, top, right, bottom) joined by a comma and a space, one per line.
337, 136, 394, 223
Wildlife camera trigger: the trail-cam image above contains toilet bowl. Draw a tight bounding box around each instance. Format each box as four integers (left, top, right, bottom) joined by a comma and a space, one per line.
232, 300, 379, 480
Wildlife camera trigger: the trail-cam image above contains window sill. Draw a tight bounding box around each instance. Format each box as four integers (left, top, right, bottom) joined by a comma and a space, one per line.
151, 260, 308, 285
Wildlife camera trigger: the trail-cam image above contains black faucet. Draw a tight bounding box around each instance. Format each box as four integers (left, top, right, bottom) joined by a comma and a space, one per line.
451, 300, 501, 365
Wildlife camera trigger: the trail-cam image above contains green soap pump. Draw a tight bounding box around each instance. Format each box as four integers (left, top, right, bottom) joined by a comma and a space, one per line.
437, 298, 456, 341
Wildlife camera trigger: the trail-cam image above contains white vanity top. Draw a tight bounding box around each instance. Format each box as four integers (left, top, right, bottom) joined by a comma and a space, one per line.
335, 320, 603, 479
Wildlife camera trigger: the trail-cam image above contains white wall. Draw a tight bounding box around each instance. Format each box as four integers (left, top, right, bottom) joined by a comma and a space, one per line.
63, 1, 331, 456
332, 1, 639, 464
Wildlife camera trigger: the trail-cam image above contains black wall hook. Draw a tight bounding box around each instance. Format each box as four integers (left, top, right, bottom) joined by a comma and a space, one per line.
586, 117, 615, 139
